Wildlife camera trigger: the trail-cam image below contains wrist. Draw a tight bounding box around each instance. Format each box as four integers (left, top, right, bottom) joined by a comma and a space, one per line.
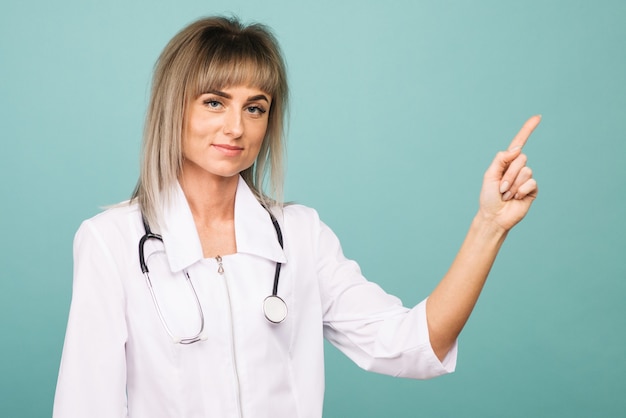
472, 211, 509, 242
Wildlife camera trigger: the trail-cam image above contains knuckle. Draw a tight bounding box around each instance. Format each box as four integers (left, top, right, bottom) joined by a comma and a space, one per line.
522, 166, 533, 177
522, 179, 537, 193
519, 153, 528, 164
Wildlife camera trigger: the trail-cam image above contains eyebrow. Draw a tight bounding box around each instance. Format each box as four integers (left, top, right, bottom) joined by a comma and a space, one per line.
205, 89, 270, 103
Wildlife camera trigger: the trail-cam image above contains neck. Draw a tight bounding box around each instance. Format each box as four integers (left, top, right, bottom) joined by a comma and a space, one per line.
178, 170, 240, 258
178, 171, 239, 224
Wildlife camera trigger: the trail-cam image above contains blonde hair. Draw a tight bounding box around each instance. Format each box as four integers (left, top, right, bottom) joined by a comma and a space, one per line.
133, 16, 288, 228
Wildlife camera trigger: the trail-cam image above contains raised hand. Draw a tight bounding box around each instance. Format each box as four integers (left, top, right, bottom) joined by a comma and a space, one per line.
479, 115, 541, 232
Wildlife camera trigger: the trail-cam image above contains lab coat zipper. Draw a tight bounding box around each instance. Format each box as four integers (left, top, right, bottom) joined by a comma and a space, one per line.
217, 255, 244, 418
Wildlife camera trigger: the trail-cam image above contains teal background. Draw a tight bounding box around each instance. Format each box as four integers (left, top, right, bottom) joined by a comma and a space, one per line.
1, 0, 625, 416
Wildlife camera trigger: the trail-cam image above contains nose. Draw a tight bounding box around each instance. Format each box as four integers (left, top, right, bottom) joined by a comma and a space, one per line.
223, 109, 244, 138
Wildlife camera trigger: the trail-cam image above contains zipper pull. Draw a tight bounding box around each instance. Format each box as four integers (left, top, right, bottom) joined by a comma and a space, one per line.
215, 255, 224, 275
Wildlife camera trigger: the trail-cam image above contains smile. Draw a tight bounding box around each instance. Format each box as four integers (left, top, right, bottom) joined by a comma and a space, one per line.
212, 144, 244, 156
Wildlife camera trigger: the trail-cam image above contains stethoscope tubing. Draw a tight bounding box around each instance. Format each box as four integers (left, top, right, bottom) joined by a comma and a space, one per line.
138, 208, 286, 344
269, 213, 283, 296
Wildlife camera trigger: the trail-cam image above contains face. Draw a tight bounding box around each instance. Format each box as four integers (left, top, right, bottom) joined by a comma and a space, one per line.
181, 85, 272, 183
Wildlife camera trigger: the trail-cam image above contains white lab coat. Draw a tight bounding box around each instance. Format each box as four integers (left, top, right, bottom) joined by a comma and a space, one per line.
53, 176, 456, 418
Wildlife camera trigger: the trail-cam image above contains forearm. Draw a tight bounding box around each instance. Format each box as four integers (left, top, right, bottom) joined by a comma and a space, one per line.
426, 213, 508, 361
425, 115, 540, 362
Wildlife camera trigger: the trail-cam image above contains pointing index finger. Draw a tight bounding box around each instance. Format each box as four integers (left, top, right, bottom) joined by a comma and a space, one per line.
508, 115, 542, 151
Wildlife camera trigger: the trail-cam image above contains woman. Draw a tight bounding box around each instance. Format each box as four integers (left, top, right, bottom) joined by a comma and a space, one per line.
53, 16, 539, 418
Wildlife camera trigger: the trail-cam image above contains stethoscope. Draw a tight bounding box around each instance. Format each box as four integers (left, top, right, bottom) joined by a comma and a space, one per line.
138, 210, 287, 345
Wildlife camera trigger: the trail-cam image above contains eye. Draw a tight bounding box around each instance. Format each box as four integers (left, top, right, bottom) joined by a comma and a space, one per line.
246, 105, 267, 117
203, 99, 223, 109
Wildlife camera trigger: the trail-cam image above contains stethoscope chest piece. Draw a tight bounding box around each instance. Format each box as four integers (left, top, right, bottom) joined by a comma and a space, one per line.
263, 295, 288, 323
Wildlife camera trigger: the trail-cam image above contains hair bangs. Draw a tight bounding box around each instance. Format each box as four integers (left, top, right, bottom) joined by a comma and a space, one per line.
190, 35, 282, 99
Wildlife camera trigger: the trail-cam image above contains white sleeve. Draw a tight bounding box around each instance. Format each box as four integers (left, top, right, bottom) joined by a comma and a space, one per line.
316, 219, 457, 379
53, 220, 128, 418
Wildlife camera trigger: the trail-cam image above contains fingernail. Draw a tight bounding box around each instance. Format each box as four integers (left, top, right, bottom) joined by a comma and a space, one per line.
502, 191, 512, 201
499, 181, 510, 194
509, 146, 521, 152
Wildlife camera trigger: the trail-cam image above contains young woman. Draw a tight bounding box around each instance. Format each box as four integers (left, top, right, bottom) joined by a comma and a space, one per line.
54, 16, 540, 418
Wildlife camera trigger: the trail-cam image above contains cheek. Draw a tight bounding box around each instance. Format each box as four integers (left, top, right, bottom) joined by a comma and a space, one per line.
252, 122, 269, 147
183, 118, 217, 152
186, 118, 207, 140
249, 134, 266, 159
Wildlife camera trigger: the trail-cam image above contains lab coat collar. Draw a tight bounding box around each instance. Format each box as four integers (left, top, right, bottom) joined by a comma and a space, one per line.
161, 176, 286, 273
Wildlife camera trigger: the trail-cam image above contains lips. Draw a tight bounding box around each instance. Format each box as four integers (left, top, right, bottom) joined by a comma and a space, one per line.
212, 143, 244, 156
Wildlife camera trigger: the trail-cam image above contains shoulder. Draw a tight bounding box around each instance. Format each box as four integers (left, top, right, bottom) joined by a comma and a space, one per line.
81, 200, 140, 230
278, 203, 342, 251
282, 203, 320, 223
280, 203, 324, 236
75, 201, 142, 248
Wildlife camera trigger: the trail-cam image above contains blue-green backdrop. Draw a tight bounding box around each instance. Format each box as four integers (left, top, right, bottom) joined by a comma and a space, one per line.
1, 0, 625, 416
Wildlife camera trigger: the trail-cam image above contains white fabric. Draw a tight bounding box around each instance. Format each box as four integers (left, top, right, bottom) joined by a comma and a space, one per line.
53, 176, 457, 418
